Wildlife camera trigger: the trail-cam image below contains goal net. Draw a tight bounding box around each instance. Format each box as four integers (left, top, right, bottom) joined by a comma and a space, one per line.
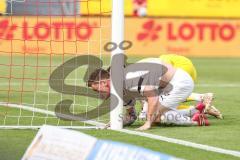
0, 0, 124, 129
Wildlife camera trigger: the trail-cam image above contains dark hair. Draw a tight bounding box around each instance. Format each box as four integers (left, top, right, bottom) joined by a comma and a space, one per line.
87, 68, 110, 87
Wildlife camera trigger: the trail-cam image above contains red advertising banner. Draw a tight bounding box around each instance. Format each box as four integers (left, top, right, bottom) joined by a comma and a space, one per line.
128, 18, 240, 57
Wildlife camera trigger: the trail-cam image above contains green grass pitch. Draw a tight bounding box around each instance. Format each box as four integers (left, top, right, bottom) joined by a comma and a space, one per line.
0, 55, 240, 160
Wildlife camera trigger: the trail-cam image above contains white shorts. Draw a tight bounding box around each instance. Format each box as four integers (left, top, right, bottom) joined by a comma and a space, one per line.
159, 69, 194, 110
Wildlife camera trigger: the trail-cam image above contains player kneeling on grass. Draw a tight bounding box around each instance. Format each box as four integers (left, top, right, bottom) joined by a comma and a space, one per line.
87, 58, 210, 130
87, 68, 138, 127
139, 54, 223, 120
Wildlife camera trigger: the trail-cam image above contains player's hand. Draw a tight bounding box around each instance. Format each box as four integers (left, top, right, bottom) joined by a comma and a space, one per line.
136, 121, 151, 131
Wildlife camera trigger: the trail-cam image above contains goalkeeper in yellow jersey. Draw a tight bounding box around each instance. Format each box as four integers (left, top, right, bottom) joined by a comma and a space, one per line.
139, 54, 223, 120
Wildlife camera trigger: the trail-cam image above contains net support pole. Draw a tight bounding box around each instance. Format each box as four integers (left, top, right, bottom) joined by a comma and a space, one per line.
110, 0, 124, 130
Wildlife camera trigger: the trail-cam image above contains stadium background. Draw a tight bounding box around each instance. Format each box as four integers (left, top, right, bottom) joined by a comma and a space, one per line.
1, 1, 240, 160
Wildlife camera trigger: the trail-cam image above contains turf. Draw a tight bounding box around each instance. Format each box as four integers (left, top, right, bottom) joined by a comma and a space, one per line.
0, 56, 240, 160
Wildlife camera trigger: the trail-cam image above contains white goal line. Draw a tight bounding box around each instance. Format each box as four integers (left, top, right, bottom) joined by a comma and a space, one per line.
0, 102, 239, 158
0, 102, 106, 129
120, 129, 240, 158
0, 126, 100, 130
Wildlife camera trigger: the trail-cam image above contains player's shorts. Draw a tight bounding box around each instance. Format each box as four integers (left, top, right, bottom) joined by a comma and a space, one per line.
159, 54, 197, 82
159, 68, 194, 110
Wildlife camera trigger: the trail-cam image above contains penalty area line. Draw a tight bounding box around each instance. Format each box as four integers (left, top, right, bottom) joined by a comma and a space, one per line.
119, 129, 240, 158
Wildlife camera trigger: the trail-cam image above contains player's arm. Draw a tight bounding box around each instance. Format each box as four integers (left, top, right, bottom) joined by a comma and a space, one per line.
137, 86, 160, 130
137, 85, 170, 130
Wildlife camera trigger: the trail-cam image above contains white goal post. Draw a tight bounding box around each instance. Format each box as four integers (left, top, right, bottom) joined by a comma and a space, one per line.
110, 0, 124, 130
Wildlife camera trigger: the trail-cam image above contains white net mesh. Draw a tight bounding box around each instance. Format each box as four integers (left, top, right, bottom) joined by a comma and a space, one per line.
0, 0, 114, 129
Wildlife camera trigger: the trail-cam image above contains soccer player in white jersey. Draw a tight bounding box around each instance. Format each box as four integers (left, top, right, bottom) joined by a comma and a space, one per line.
139, 54, 223, 120
87, 58, 210, 130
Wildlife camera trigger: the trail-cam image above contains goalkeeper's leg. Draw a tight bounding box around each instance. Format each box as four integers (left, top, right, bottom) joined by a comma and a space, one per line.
140, 99, 223, 119
186, 93, 223, 119
187, 93, 205, 101
186, 92, 214, 102
156, 110, 209, 126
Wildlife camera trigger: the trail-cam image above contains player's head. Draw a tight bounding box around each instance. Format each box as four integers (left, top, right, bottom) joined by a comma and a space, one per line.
87, 68, 110, 99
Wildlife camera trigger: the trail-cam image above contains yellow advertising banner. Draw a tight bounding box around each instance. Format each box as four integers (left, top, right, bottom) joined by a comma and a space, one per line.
1, 17, 240, 57
147, 0, 240, 18
79, 0, 240, 18
2, 0, 240, 17
79, 0, 134, 16
0, 1, 7, 13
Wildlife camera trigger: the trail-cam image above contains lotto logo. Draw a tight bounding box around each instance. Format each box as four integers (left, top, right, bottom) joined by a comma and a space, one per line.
0, 19, 95, 41
0, 20, 17, 40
